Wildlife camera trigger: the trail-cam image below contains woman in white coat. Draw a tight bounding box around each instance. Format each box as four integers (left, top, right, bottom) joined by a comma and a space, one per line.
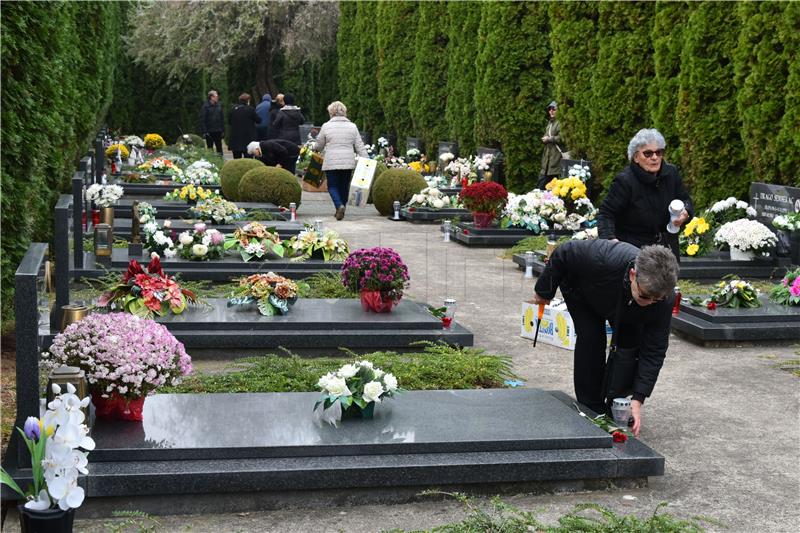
314, 101, 367, 220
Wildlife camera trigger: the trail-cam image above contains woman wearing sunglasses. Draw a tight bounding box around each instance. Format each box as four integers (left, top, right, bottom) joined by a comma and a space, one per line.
598, 129, 694, 260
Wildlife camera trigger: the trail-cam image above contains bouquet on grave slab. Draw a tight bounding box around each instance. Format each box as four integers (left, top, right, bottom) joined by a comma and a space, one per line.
314, 360, 401, 424
689, 275, 761, 310
105, 143, 130, 160
122, 135, 145, 150
189, 196, 245, 224
769, 268, 800, 306
176, 223, 225, 261
772, 212, 800, 233
228, 272, 303, 316
501, 191, 557, 234
175, 159, 220, 185
406, 187, 460, 210
123, 172, 156, 184
713, 218, 777, 256
679, 216, 712, 257
286, 227, 350, 262
143, 133, 166, 150
407, 149, 430, 174
138, 202, 177, 258
138, 156, 184, 180
224, 222, 285, 261
97, 256, 197, 317
164, 184, 220, 204
458, 181, 508, 215
85, 183, 124, 208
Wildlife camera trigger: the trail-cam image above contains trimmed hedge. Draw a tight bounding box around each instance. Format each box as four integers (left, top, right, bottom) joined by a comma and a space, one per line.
371, 168, 426, 216
238, 166, 302, 207
336, 1, 359, 122
221, 159, 265, 201
353, 1, 384, 136
445, 0, 481, 155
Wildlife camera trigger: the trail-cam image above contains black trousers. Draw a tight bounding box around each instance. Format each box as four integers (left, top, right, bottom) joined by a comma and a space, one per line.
205, 131, 223, 154
564, 294, 641, 414
232, 151, 252, 160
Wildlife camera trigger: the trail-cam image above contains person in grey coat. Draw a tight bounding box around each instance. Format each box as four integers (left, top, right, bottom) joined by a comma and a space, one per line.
314, 101, 367, 220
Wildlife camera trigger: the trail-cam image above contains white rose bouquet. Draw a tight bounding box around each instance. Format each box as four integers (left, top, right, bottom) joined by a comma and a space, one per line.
406, 187, 458, 209
714, 218, 777, 256
86, 184, 124, 207
315, 360, 401, 423
177, 159, 220, 185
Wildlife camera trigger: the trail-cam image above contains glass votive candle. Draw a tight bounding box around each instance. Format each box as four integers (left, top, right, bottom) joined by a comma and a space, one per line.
524, 251, 535, 279
611, 397, 632, 427
443, 220, 451, 242
442, 298, 456, 329
393, 201, 401, 220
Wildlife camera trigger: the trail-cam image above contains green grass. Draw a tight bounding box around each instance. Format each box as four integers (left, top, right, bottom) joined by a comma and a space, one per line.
82, 236, 130, 250
679, 278, 775, 297
502, 236, 548, 259
244, 209, 277, 221
162, 343, 517, 394
383, 493, 720, 533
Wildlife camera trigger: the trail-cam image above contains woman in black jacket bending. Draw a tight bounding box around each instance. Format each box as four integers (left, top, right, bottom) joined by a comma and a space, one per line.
598, 129, 693, 260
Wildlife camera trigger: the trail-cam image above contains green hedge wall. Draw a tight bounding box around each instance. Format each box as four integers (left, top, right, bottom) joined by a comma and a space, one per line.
777, 3, 800, 180
1, 0, 125, 319
336, 1, 359, 123
353, 1, 384, 136
445, 0, 480, 155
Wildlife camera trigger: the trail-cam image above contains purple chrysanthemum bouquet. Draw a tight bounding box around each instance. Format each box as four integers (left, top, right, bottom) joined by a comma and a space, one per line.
45, 313, 192, 399
341, 247, 410, 302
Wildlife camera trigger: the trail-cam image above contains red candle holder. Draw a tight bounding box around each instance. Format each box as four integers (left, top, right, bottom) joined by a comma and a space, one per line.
672, 287, 682, 316
91, 209, 100, 226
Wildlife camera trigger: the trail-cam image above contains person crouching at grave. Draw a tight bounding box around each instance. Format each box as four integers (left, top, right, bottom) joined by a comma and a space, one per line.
597, 128, 694, 262
229, 93, 261, 159
247, 140, 300, 175
527, 240, 678, 437
314, 101, 367, 220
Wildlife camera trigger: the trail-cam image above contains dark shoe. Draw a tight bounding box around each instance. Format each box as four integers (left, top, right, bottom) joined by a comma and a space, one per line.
335, 206, 345, 220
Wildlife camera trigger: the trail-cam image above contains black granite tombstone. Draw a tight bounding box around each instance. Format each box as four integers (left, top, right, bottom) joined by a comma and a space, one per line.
438, 141, 459, 158
476, 146, 504, 186
378, 133, 397, 153
750, 182, 800, 226
406, 137, 424, 154
360, 130, 371, 145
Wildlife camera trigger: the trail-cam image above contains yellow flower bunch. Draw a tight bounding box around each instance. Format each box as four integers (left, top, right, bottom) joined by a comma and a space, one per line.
105, 143, 130, 159
546, 176, 587, 201
686, 244, 699, 256
144, 133, 166, 150
408, 161, 430, 174
165, 184, 218, 203
683, 216, 710, 237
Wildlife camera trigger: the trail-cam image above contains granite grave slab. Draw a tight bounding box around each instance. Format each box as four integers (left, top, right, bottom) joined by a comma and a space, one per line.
109, 218, 304, 240
401, 207, 472, 223
114, 199, 287, 219
453, 224, 571, 247
113, 179, 222, 196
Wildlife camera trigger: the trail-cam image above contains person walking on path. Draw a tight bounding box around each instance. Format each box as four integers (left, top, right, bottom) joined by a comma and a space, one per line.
228, 93, 261, 159
314, 101, 367, 220
537, 101, 565, 190
247, 139, 300, 175
528, 240, 678, 437
271, 94, 306, 145
255, 94, 272, 141
201, 90, 225, 154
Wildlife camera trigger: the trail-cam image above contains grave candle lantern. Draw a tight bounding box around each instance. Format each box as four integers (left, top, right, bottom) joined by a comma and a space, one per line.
313, 219, 323, 233
94, 223, 113, 257
524, 251, 535, 279
442, 298, 456, 329
442, 220, 451, 242
289, 202, 297, 222
46, 364, 90, 421
393, 201, 401, 220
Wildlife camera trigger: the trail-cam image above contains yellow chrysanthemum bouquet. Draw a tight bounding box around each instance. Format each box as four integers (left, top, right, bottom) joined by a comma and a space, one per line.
679, 216, 711, 257
545, 176, 589, 215
105, 143, 130, 159
143, 133, 166, 150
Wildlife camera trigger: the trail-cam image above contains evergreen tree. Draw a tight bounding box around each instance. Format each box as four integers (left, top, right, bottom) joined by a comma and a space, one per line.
589, 1, 655, 191
548, 1, 598, 160
475, 1, 551, 192
353, 1, 384, 137
376, 0, 418, 150
675, 2, 747, 207
337, 1, 359, 114
776, 2, 800, 183
409, 0, 449, 154
445, 0, 481, 154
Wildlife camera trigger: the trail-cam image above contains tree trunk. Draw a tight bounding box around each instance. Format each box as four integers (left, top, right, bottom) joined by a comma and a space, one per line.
254, 35, 279, 96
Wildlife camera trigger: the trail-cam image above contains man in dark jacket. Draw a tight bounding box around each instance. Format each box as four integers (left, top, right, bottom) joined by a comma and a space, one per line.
228, 93, 261, 159
529, 240, 678, 437
247, 139, 300, 175
200, 90, 225, 154
271, 94, 306, 145
266, 93, 284, 139
255, 94, 272, 141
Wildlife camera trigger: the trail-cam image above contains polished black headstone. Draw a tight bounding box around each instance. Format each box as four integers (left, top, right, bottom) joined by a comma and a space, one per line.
438, 141, 459, 158
749, 182, 800, 226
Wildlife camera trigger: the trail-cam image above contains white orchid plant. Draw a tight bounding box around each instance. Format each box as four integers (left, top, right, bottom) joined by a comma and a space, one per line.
1, 383, 95, 511
406, 187, 459, 209
314, 360, 401, 423
714, 218, 777, 255
86, 184, 124, 208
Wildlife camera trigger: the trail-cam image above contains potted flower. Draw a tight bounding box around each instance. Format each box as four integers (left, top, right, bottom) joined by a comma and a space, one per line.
138, 202, 177, 258
713, 219, 777, 260
97, 256, 198, 317
45, 313, 192, 420
545, 176, 588, 213
458, 181, 508, 228
164, 184, 220, 204
769, 268, 800, 306
772, 212, 800, 263
123, 172, 155, 184
679, 216, 712, 257
224, 222, 285, 261
143, 133, 166, 151
189, 196, 245, 224
137, 156, 184, 180
85, 183, 124, 226
176, 159, 220, 185
228, 272, 302, 315
407, 187, 458, 210
473, 153, 495, 181
501, 191, 556, 234
1, 384, 94, 531
286, 228, 350, 262
341, 247, 409, 313
706, 196, 757, 226
105, 143, 130, 162
690, 276, 762, 309
315, 360, 400, 421
176, 223, 225, 261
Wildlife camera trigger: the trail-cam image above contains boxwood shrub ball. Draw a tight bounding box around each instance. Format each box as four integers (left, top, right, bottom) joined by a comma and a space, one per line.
371, 168, 426, 216
220, 159, 265, 200
238, 166, 302, 208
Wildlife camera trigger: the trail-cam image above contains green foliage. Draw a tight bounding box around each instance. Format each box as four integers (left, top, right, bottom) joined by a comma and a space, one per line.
589, 2, 655, 190
282, 49, 339, 125
475, 2, 551, 193
302, 272, 358, 299
352, 1, 384, 137
220, 159, 265, 200
445, 1, 481, 154
549, 1, 599, 160
1, 0, 125, 321
376, 1, 418, 149
409, 0, 450, 152
676, 3, 748, 207
367, 161, 389, 204
175, 133, 205, 147
734, 1, 797, 186
502, 235, 549, 259
337, 1, 359, 113
776, 3, 800, 181
162, 342, 517, 394
103, 510, 161, 533
371, 168, 427, 216
237, 166, 302, 207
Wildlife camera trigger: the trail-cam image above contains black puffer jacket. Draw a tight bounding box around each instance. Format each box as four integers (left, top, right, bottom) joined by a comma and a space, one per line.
534, 239, 672, 402
258, 139, 300, 168
271, 106, 306, 145
598, 162, 694, 259
200, 101, 224, 134
228, 103, 261, 151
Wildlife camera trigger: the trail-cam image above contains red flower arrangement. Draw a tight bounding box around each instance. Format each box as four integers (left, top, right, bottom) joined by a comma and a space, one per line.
707, 301, 717, 310
612, 430, 628, 443
458, 181, 508, 215
98, 256, 197, 318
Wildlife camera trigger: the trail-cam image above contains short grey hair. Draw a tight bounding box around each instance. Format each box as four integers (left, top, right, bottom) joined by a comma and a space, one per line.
327, 101, 347, 117
627, 128, 666, 161
246, 141, 261, 155
635, 245, 678, 298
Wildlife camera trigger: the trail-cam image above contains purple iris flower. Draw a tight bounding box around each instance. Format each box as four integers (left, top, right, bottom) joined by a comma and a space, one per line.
23, 417, 40, 440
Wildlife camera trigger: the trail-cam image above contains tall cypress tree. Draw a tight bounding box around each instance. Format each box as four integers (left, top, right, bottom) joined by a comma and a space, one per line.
354, 1, 384, 136
589, 1, 655, 190
676, 2, 747, 207
776, 2, 800, 182
734, 1, 792, 185
409, 0, 449, 153
336, 1, 359, 115
376, 0, 418, 149
475, 1, 551, 193
548, 1, 598, 160
445, 0, 481, 154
